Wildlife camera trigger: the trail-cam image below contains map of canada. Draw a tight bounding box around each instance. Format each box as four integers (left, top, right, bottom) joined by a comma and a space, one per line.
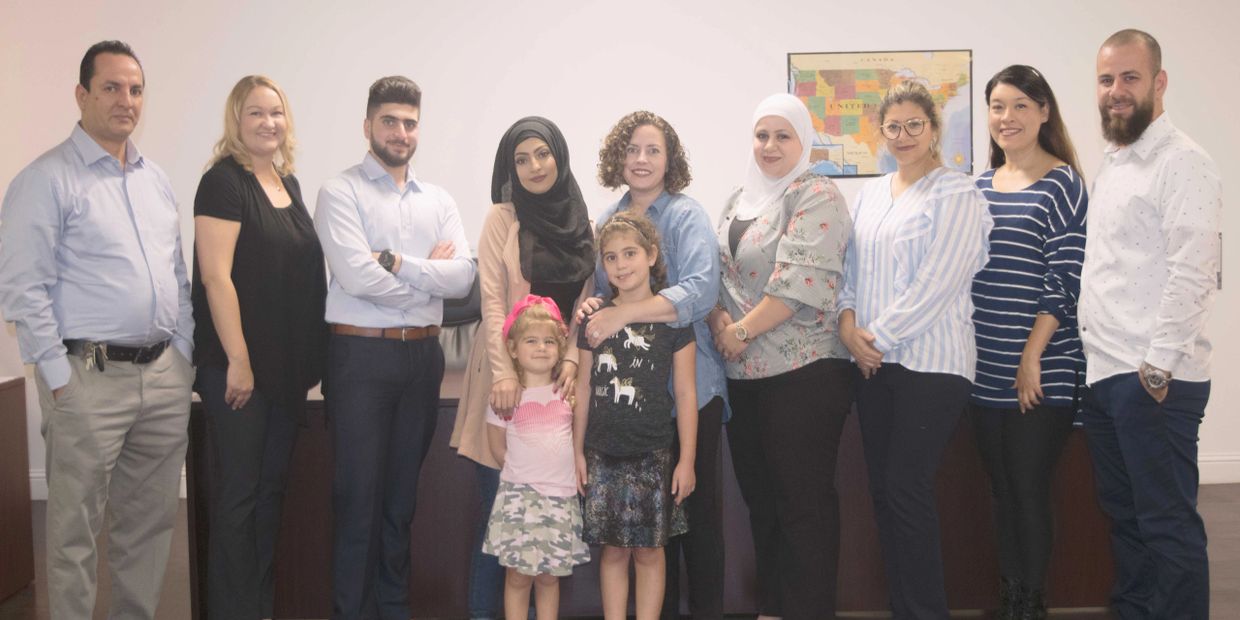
788, 50, 972, 177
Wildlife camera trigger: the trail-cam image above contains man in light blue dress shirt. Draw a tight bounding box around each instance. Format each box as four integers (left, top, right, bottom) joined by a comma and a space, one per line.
0, 41, 195, 620
314, 76, 475, 620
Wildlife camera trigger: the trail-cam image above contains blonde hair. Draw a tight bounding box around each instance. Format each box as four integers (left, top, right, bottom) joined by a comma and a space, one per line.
210, 75, 296, 175
597, 212, 668, 298
878, 80, 943, 166
506, 304, 568, 378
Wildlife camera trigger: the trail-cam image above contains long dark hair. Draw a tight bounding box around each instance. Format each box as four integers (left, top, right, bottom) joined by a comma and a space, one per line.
985, 65, 1080, 175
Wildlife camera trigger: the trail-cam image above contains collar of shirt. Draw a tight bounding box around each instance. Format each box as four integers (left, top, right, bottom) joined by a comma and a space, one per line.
69, 123, 144, 169
618, 189, 672, 219
361, 151, 421, 192
1104, 112, 1174, 162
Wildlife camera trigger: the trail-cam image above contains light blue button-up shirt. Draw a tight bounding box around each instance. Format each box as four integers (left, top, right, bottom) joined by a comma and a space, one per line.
0, 124, 194, 390
593, 191, 729, 419
315, 153, 475, 328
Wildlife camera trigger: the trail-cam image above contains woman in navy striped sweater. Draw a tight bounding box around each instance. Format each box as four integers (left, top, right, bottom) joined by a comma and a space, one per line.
970, 65, 1088, 620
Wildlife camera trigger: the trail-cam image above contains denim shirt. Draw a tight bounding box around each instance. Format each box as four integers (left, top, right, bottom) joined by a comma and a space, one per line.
593, 191, 730, 420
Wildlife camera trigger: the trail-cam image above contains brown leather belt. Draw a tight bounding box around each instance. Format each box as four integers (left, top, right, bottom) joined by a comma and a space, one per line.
330, 324, 441, 341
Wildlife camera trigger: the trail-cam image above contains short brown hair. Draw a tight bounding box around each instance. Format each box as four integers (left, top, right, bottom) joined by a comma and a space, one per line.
367, 76, 421, 117
597, 111, 691, 193
1102, 28, 1162, 74
597, 211, 668, 298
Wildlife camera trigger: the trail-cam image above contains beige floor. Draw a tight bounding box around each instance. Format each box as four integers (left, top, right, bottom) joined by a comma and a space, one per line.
2, 484, 1238, 619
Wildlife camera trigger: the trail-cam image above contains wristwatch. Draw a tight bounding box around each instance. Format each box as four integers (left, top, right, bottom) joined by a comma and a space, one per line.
1142, 363, 1171, 390
378, 250, 396, 273
734, 322, 750, 343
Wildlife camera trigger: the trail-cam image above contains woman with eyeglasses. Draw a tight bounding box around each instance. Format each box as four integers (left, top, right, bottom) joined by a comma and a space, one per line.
971, 65, 1087, 620
837, 80, 992, 619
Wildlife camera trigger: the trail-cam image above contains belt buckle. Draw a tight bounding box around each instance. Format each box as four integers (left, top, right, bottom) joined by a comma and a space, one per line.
400, 327, 411, 342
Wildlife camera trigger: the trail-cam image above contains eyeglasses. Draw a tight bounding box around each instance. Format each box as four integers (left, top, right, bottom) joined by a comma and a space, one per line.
880, 118, 929, 140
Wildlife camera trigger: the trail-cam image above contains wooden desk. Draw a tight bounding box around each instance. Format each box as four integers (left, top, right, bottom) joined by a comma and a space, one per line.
186, 370, 1113, 618
0, 376, 35, 603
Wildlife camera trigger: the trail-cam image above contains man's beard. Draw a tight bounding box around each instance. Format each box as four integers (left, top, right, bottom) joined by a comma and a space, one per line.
370, 136, 414, 168
1099, 88, 1155, 146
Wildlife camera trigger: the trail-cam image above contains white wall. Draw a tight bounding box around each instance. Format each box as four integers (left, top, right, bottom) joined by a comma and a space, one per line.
3, 0, 1238, 495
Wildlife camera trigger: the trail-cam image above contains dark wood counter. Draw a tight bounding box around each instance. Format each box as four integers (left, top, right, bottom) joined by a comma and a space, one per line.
0, 377, 35, 603
186, 370, 1112, 618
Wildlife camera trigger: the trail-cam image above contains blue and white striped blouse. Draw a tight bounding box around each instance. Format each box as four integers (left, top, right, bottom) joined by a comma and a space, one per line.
838, 167, 993, 380
971, 165, 1087, 408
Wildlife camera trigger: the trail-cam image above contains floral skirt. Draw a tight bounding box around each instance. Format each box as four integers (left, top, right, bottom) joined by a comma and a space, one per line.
482, 481, 590, 576
582, 448, 689, 547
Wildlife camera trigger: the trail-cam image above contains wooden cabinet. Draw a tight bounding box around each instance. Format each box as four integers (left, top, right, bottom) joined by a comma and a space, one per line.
0, 376, 35, 603
186, 372, 1113, 618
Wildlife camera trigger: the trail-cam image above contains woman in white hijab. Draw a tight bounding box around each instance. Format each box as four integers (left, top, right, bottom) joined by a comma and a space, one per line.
706, 93, 854, 619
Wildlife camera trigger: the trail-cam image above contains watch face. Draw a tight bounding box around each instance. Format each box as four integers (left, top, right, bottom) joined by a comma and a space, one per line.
735, 325, 748, 341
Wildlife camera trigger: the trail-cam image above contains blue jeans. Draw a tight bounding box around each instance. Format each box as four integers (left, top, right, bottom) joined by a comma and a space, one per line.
468, 463, 503, 620
1080, 373, 1210, 620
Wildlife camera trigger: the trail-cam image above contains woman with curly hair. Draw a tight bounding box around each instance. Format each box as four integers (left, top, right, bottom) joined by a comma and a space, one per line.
577, 111, 727, 619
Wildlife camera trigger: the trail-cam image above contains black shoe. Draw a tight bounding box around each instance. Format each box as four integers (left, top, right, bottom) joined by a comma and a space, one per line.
1013, 585, 1047, 620
996, 577, 1021, 620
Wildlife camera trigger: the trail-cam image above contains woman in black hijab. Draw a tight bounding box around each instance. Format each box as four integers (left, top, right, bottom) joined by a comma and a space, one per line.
450, 116, 594, 620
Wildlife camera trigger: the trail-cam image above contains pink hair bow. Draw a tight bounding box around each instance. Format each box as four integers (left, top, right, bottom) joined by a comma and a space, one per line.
502, 294, 565, 340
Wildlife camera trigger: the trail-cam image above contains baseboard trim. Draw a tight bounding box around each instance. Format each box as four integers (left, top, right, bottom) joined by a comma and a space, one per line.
1200, 453, 1240, 484
28, 468, 188, 500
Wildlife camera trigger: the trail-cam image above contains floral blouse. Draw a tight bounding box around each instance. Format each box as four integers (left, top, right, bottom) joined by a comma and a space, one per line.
716, 171, 852, 380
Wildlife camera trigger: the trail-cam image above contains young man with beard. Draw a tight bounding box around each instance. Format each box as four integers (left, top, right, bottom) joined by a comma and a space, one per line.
1078, 29, 1222, 620
314, 75, 475, 620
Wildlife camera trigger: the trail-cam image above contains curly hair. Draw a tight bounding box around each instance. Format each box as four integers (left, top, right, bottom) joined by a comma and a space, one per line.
597, 111, 692, 193
596, 211, 668, 298
878, 80, 943, 166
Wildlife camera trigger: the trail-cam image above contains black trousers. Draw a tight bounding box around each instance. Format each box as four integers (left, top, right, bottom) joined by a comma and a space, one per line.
662, 396, 725, 620
198, 364, 302, 620
855, 363, 969, 620
726, 358, 854, 620
327, 335, 444, 620
971, 403, 1074, 589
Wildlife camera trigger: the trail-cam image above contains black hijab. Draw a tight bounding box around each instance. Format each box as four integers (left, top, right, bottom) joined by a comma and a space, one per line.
491, 116, 594, 284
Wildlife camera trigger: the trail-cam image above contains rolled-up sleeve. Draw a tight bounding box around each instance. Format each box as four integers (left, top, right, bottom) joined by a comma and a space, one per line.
659, 206, 720, 328
1038, 173, 1087, 323
0, 167, 72, 388
764, 180, 851, 313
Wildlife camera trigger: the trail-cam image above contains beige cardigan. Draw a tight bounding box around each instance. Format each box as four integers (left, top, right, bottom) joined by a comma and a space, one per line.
449, 202, 592, 469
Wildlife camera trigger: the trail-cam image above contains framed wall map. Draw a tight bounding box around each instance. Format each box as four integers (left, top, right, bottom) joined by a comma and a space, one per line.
788, 49, 973, 177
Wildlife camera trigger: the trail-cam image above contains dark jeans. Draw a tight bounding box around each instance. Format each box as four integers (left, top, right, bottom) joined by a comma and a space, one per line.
727, 358, 853, 620
855, 363, 969, 620
971, 403, 1075, 589
198, 364, 301, 620
468, 463, 503, 620
327, 334, 445, 620
1079, 373, 1210, 620
663, 397, 726, 620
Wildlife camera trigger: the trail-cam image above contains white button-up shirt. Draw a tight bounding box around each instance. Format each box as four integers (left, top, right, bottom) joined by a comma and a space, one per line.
1079, 113, 1222, 384
315, 153, 476, 328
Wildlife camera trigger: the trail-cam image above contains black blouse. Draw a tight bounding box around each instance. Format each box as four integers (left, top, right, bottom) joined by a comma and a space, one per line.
191, 156, 328, 406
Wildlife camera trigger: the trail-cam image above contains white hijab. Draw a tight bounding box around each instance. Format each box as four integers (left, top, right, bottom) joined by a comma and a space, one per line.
734, 93, 816, 219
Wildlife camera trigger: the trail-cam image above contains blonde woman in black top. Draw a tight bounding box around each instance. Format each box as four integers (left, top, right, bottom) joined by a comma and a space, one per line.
191, 75, 328, 620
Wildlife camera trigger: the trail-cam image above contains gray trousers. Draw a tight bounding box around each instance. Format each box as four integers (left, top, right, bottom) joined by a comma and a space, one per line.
35, 346, 193, 620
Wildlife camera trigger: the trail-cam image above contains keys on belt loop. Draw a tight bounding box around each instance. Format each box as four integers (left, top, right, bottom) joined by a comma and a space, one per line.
84, 342, 106, 372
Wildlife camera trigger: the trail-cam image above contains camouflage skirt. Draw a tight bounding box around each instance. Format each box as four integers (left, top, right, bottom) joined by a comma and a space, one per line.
482, 481, 590, 576
582, 448, 689, 547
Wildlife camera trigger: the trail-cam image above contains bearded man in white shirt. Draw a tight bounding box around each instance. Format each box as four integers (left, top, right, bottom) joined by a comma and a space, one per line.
1078, 29, 1222, 620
